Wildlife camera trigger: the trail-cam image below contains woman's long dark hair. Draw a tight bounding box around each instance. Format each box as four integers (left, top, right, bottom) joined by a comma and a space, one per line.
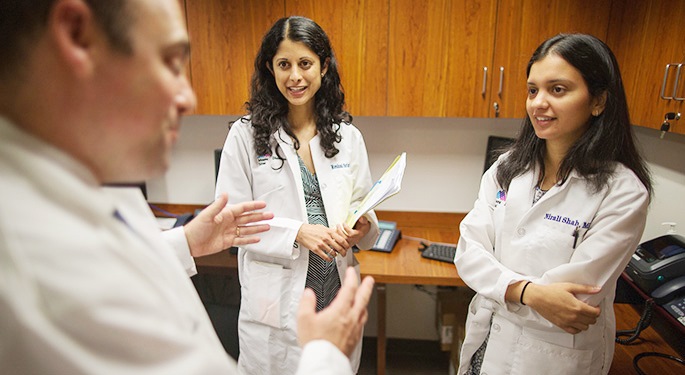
243, 16, 350, 162
496, 33, 652, 197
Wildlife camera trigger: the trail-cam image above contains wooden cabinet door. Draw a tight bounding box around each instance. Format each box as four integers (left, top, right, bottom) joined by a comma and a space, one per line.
490, 0, 613, 119
285, 0, 389, 116
185, 0, 283, 115
607, 0, 685, 134
388, 0, 498, 117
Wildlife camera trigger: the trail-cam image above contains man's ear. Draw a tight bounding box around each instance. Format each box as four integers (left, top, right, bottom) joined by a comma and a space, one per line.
50, 0, 98, 77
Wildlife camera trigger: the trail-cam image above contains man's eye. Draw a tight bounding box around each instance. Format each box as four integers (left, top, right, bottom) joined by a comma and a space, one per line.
167, 57, 184, 75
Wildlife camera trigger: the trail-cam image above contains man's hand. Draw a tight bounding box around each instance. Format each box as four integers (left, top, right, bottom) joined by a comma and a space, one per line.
184, 193, 273, 257
297, 267, 375, 357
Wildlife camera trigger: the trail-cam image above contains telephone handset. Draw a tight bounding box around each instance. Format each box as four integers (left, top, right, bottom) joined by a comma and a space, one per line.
617, 235, 685, 344
651, 275, 685, 327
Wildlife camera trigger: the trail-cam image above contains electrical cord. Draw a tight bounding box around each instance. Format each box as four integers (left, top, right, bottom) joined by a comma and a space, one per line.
633, 351, 685, 375
616, 299, 654, 345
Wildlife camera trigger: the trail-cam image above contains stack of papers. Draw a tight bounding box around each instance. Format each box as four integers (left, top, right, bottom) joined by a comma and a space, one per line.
345, 152, 407, 227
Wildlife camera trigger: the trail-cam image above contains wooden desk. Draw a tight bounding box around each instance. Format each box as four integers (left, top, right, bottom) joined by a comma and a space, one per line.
356, 211, 465, 375
192, 210, 465, 375
155, 204, 683, 374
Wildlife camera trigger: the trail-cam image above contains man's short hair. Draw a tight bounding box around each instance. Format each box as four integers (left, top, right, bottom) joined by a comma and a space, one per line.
0, 0, 134, 80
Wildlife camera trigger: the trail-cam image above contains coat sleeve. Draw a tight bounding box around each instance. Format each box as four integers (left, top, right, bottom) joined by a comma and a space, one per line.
295, 340, 353, 375
161, 227, 197, 277
510, 169, 649, 328
536, 169, 649, 305
215, 121, 302, 259
454, 157, 529, 308
348, 127, 379, 250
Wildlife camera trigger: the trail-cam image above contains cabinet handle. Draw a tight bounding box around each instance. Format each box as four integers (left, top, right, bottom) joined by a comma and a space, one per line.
493, 102, 500, 118
660, 63, 677, 100
482, 67, 488, 97
674, 64, 684, 101
498, 67, 504, 98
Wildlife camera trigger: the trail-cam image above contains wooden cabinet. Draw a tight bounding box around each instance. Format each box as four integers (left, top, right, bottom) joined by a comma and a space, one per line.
387, 0, 498, 117
185, 0, 282, 115
607, 0, 685, 135
387, 0, 612, 118
184, 0, 684, 132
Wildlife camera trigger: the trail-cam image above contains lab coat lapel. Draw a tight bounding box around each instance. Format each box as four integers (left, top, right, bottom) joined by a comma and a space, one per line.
103, 188, 202, 321
275, 128, 307, 220
309, 135, 338, 226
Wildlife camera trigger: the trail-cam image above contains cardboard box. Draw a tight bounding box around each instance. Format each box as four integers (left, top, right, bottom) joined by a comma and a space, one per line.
436, 287, 475, 370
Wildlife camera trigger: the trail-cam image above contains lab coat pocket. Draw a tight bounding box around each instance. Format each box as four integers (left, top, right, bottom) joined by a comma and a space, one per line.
529, 220, 577, 269
245, 260, 292, 329
511, 334, 592, 375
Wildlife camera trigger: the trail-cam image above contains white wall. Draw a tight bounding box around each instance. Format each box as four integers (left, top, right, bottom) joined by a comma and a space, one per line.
148, 115, 685, 339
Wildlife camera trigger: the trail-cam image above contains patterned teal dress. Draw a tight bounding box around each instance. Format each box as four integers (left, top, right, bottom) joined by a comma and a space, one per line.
298, 156, 341, 311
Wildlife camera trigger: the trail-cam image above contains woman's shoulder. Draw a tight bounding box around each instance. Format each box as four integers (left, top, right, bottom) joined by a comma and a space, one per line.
610, 163, 649, 193
336, 120, 363, 138
228, 116, 254, 135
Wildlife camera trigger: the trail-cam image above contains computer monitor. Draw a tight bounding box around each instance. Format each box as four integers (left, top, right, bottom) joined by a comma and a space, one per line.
214, 148, 222, 182
483, 136, 515, 174
103, 182, 147, 200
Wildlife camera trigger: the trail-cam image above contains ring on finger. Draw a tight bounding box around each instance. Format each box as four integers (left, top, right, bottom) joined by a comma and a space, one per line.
236, 226, 241, 237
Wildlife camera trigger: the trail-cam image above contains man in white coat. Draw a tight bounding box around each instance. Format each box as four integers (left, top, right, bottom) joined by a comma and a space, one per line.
0, 0, 374, 374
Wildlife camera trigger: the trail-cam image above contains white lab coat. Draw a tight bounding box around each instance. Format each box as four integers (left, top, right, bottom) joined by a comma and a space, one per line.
454, 154, 649, 375
0, 117, 353, 375
216, 118, 380, 374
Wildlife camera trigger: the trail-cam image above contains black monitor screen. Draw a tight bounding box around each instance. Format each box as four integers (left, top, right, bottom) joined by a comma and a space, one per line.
483, 136, 515, 174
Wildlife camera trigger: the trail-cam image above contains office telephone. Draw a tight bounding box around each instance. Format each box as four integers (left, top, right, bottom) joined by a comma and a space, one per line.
620, 234, 685, 337
371, 221, 401, 252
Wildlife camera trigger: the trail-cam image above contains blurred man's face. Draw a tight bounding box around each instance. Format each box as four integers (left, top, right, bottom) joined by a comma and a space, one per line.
92, 0, 196, 182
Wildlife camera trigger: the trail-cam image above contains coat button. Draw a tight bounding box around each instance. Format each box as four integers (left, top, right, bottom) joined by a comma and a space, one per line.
492, 323, 501, 332
517, 227, 526, 236
321, 183, 327, 189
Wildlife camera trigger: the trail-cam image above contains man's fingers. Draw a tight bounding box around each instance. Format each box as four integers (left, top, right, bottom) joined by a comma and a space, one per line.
233, 223, 270, 236
234, 211, 273, 226
352, 276, 375, 313
230, 200, 268, 216
298, 288, 317, 319
329, 268, 359, 309
205, 193, 228, 218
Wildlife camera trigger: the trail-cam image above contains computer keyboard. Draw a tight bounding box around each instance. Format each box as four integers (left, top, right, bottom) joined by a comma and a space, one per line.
421, 243, 457, 263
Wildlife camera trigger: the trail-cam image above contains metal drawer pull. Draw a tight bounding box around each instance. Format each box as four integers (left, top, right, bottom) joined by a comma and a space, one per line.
498, 66, 504, 98
673, 64, 683, 101
482, 67, 488, 97
660, 63, 677, 100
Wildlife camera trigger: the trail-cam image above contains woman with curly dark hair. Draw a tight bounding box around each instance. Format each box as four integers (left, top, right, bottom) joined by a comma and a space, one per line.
215, 16, 379, 374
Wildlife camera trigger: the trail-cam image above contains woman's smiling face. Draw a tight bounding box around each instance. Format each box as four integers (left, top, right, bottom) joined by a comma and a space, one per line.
271, 39, 327, 111
526, 53, 605, 149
